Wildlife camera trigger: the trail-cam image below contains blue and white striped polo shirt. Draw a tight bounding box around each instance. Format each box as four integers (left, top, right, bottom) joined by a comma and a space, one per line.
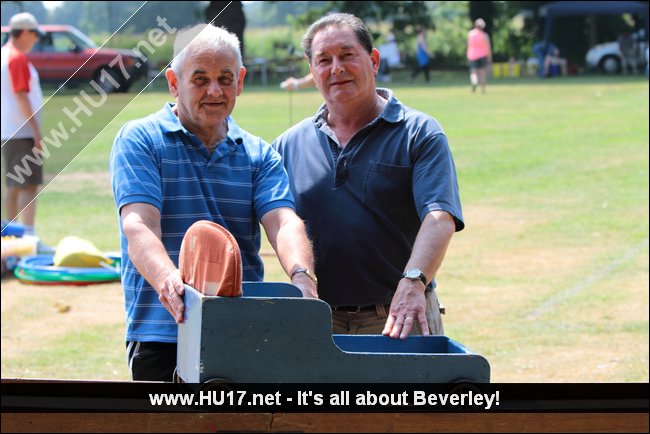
110, 103, 295, 343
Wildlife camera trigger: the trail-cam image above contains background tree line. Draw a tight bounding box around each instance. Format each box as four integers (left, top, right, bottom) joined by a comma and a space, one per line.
2, 1, 646, 69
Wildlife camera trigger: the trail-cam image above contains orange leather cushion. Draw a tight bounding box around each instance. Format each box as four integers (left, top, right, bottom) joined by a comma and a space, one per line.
179, 221, 242, 297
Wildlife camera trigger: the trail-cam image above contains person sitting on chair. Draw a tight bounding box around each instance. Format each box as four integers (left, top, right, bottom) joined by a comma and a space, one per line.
543, 45, 567, 77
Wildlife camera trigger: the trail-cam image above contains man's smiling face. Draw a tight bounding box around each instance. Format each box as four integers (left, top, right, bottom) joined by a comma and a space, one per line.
168, 45, 245, 134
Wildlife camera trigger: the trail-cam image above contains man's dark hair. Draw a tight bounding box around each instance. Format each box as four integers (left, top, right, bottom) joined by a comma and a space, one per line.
301, 13, 373, 61
10, 29, 25, 39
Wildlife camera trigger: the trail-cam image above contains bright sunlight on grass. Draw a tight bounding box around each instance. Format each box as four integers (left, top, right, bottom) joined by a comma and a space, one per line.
1, 74, 648, 382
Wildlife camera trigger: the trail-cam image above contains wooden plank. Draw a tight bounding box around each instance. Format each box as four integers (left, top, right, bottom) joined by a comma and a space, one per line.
0, 413, 272, 433
1, 412, 647, 433
272, 413, 650, 433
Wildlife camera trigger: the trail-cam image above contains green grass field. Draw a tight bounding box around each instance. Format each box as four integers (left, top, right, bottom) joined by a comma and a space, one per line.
1, 74, 648, 382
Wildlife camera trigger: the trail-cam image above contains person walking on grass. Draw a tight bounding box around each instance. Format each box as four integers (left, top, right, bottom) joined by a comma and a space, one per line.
466, 18, 492, 94
411, 26, 432, 83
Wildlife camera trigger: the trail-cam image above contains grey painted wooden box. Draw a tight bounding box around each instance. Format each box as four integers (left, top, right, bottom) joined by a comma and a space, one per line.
177, 283, 490, 383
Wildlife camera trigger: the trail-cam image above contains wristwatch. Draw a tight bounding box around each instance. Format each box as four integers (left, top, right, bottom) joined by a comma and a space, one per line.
402, 268, 427, 286
291, 267, 318, 284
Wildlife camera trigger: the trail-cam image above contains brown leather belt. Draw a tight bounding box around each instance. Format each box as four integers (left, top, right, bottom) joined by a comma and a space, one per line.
331, 304, 391, 314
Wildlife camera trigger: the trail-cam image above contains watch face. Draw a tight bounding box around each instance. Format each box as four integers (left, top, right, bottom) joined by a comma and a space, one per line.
406, 269, 420, 279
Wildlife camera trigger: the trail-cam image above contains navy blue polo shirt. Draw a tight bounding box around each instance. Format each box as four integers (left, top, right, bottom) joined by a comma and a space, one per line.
111, 103, 294, 342
273, 89, 463, 306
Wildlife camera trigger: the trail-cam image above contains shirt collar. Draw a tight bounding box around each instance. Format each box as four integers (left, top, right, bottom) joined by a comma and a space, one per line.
157, 102, 185, 134
313, 88, 404, 128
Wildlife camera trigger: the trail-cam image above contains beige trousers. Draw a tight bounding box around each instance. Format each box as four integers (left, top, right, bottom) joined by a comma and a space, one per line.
332, 289, 445, 335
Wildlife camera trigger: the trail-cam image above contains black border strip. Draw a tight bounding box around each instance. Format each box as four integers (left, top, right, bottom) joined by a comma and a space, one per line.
2, 382, 648, 413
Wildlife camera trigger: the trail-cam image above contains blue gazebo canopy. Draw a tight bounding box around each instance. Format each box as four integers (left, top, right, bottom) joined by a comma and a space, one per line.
541, 1, 649, 44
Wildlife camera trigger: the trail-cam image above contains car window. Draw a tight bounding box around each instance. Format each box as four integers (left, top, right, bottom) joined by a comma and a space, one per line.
33, 32, 88, 53
35, 32, 81, 53
34, 34, 51, 52
67, 27, 96, 49
52, 32, 77, 52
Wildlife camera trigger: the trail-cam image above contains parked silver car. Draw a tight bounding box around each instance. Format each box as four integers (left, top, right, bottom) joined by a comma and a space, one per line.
586, 29, 647, 74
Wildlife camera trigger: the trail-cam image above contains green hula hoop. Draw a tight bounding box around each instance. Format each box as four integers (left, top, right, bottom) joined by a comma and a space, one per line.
14, 254, 121, 285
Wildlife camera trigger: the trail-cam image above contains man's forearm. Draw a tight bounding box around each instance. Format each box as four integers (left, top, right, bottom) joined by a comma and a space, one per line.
262, 208, 317, 298
122, 208, 176, 293
275, 216, 318, 298
404, 211, 456, 284
121, 203, 185, 323
126, 225, 178, 292
275, 216, 315, 275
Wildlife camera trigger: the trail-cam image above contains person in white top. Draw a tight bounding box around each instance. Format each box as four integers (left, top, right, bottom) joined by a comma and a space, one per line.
1, 12, 45, 235
377, 32, 401, 82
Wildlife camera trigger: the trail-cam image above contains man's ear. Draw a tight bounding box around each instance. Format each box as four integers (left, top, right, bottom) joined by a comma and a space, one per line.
236, 66, 246, 96
371, 48, 381, 74
166, 68, 178, 98
308, 66, 318, 89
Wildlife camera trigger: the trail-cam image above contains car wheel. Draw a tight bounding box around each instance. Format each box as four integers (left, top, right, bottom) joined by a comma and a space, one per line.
116, 81, 131, 93
93, 67, 123, 94
599, 55, 621, 74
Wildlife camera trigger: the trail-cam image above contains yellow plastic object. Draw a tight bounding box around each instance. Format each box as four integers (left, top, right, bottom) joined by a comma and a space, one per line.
492, 62, 503, 78
1, 235, 38, 259
53, 236, 111, 268
509, 62, 521, 77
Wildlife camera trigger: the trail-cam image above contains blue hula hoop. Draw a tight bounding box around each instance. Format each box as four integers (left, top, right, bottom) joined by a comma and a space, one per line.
14, 254, 121, 284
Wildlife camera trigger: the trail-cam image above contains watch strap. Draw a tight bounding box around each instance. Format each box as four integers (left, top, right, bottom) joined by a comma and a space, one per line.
402, 269, 427, 286
291, 267, 317, 283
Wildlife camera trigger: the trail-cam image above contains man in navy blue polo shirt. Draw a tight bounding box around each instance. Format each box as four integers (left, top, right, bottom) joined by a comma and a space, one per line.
110, 24, 317, 381
273, 13, 463, 340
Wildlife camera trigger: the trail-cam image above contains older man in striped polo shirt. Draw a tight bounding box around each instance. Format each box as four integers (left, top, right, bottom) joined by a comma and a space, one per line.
110, 24, 317, 381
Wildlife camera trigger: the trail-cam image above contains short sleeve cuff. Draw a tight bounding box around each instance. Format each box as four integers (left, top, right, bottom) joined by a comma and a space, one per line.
257, 199, 296, 220
422, 202, 464, 232
117, 194, 162, 213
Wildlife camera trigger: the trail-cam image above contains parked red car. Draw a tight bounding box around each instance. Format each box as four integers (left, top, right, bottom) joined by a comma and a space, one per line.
1, 24, 148, 93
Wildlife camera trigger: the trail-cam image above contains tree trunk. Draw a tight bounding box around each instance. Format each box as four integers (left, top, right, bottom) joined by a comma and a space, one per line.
205, 1, 247, 59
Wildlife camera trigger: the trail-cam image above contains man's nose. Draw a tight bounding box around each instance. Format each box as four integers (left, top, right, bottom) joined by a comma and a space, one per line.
207, 81, 223, 95
331, 57, 345, 75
